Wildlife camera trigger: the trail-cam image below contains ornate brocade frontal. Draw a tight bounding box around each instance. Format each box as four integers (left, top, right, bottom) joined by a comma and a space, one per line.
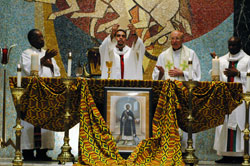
9, 77, 242, 165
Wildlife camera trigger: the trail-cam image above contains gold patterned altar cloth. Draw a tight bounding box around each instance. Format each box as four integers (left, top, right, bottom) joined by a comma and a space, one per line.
9, 77, 242, 165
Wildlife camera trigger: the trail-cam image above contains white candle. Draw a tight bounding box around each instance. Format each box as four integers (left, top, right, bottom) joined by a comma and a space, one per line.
188, 59, 192, 80
31, 54, 39, 71
212, 56, 220, 75
247, 73, 250, 92
17, 64, 21, 87
67, 52, 72, 77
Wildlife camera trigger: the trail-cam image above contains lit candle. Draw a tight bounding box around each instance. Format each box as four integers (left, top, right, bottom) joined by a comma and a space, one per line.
188, 59, 192, 80
247, 73, 250, 92
31, 54, 39, 71
67, 52, 72, 77
17, 64, 21, 87
212, 56, 220, 76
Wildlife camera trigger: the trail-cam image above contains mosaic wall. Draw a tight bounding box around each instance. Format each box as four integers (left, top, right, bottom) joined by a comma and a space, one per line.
0, 0, 241, 161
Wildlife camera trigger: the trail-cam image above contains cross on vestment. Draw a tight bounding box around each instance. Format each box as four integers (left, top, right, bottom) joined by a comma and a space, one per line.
165, 61, 174, 70
180, 62, 188, 71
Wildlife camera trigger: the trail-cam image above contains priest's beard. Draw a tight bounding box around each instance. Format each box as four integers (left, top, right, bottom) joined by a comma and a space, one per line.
117, 44, 125, 51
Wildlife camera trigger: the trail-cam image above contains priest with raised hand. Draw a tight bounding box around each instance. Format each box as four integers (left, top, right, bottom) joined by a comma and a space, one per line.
212, 36, 250, 164
99, 23, 145, 80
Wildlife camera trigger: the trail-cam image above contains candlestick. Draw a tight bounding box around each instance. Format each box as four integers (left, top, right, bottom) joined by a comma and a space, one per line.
17, 64, 21, 87
67, 52, 72, 77
183, 81, 199, 165
247, 73, 250, 92
57, 78, 75, 164
188, 60, 192, 80
241, 93, 250, 166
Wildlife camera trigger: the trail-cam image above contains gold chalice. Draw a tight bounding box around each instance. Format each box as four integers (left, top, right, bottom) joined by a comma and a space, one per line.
106, 61, 113, 79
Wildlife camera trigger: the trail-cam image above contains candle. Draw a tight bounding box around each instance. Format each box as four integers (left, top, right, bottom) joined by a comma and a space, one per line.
212, 56, 220, 75
188, 59, 192, 80
1, 48, 8, 64
17, 64, 21, 87
247, 73, 250, 92
67, 52, 72, 77
31, 54, 39, 71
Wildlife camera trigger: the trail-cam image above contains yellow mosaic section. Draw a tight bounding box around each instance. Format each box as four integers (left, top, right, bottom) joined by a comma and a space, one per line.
34, 2, 67, 77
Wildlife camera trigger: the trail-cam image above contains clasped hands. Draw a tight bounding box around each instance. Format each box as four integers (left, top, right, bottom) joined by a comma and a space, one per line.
156, 65, 184, 80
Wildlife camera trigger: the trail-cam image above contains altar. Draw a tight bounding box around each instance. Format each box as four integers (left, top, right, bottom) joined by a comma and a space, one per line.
8, 77, 243, 165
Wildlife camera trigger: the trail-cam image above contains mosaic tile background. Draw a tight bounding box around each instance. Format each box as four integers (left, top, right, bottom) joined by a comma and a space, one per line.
0, 0, 35, 158
0, 0, 240, 161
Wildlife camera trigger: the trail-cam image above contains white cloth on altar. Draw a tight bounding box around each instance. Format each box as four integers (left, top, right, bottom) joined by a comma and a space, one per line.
152, 45, 201, 152
152, 45, 201, 81
214, 50, 250, 156
99, 35, 145, 80
20, 46, 60, 150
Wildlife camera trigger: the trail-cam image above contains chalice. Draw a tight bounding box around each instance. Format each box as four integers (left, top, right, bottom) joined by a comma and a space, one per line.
106, 61, 113, 79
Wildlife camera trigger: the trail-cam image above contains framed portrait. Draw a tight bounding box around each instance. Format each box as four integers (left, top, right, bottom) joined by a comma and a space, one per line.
87, 47, 101, 76
104, 87, 152, 152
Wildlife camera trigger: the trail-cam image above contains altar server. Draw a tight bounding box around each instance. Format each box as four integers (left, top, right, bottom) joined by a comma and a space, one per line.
20, 29, 60, 161
213, 36, 250, 163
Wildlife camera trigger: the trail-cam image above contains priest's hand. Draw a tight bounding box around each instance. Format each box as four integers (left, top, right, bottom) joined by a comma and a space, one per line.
210, 52, 217, 59
128, 24, 136, 35
43, 49, 57, 60
41, 49, 57, 72
224, 68, 240, 77
128, 24, 138, 43
156, 65, 164, 80
169, 67, 184, 77
111, 24, 119, 39
41, 58, 54, 72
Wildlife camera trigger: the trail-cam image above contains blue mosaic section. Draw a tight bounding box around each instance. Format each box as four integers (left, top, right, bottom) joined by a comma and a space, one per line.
0, 0, 35, 158
185, 14, 234, 81
186, 14, 233, 160
52, 5, 97, 77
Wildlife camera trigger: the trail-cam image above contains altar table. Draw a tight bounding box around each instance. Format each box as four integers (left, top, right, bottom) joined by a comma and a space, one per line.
9, 77, 242, 165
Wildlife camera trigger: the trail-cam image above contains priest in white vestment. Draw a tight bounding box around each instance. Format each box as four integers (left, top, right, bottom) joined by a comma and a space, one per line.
152, 30, 201, 152
100, 23, 145, 80
152, 30, 201, 81
212, 36, 250, 163
20, 29, 60, 161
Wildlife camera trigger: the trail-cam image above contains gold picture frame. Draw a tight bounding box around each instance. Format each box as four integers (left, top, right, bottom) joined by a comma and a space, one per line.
104, 87, 152, 152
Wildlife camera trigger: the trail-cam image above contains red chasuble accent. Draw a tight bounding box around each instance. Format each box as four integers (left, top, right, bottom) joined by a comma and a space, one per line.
120, 54, 124, 79
226, 61, 238, 152
227, 61, 238, 82
229, 62, 235, 82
